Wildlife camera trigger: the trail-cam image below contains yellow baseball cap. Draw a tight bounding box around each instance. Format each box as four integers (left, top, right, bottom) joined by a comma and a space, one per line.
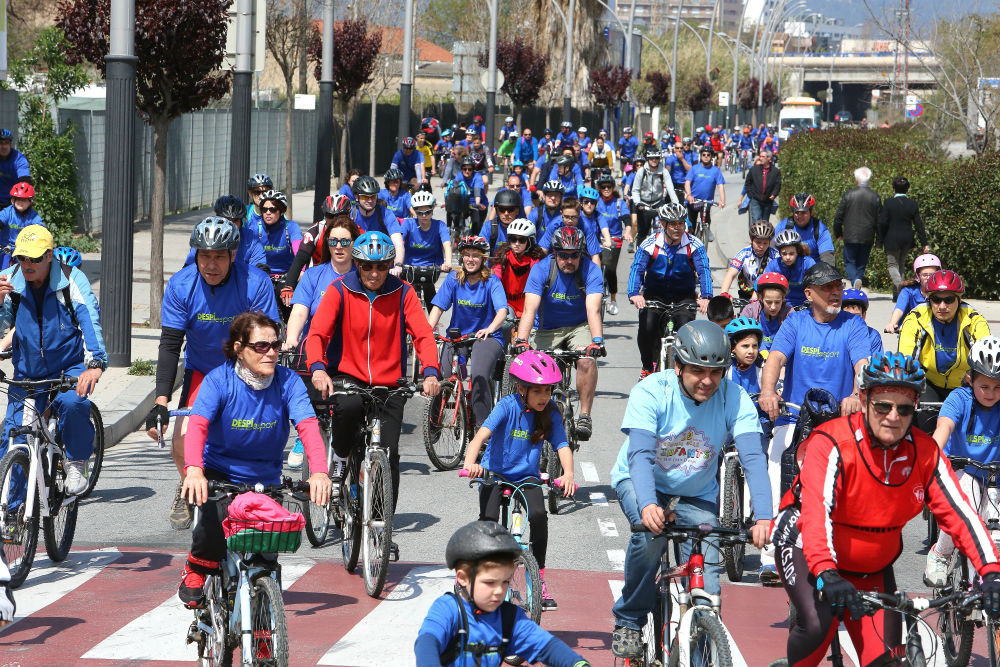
13, 225, 54, 259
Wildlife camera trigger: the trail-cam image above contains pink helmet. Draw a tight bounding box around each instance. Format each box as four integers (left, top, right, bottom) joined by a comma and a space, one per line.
509, 351, 561, 386
913, 253, 941, 273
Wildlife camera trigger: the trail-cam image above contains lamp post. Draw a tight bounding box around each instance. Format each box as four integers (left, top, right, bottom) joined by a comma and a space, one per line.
546, 0, 575, 124
229, 0, 253, 198
706, 0, 720, 79
669, 0, 683, 127
312, 0, 335, 222
397, 0, 415, 144
626, 0, 637, 124
485, 0, 499, 158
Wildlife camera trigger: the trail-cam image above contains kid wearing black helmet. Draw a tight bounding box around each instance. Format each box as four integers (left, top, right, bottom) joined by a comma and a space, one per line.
379, 168, 415, 219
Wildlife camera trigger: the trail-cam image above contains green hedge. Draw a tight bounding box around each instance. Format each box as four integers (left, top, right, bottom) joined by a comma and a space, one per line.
777, 127, 1000, 299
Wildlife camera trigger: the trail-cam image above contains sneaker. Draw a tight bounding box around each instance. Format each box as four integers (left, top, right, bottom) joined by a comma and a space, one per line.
627, 241, 635, 254
759, 564, 781, 586
177, 564, 207, 608
63, 460, 87, 496
169, 482, 193, 531
286, 438, 304, 469
612, 625, 642, 658
540, 579, 558, 610
607, 301, 619, 316
924, 548, 951, 587
575, 414, 593, 441
390, 540, 400, 562
853, 278, 863, 290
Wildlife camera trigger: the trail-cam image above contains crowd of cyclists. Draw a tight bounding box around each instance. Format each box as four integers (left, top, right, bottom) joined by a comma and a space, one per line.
2, 113, 999, 667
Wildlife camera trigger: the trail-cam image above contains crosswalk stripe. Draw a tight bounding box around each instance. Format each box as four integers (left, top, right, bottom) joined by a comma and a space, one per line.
590, 492, 608, 506
607, 549, 626, 571
81, 554, 315, 661
7, 548, 121, 625
580, 462, 600, 483
598, 518, 619, 537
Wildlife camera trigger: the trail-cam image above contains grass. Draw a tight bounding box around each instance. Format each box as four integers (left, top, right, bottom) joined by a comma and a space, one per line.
127, 358, 156, 376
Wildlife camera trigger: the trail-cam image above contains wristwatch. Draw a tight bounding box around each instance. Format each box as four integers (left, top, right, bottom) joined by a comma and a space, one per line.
87, 359, 107, 371
592, 337, 604, 344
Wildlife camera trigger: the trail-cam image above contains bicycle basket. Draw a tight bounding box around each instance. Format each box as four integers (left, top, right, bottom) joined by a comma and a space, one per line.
779, 388, 840, 497
223, 518, 304, 553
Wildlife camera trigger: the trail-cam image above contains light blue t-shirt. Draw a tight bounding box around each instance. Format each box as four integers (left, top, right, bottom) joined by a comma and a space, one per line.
523, 255, 603, 330
431, 274, 509, 344
290, 263, 351, 338
941, 386, 1000, 482
481, 393, 568, 481
400, 217, 450, 266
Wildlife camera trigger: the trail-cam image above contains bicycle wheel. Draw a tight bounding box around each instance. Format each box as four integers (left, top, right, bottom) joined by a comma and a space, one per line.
988, 618, 1000, 667
422, 381, 466, 471
667, 611, 733, 667
640, 590, 667, 667
720, 456, 746, 582
43, 449, 79, 562
301, 453, 330, 547
248, 575, 289, 667
697, 218, 710, 247
545, 440, 562, 515
79, 403, 105, 498
906, 623, 928, 667
0, 447, 39, 588
199, 574, 234, 667
939, 553, 974, 667
339, 457, 361, 573
507, 548, 542, 624
361, 449, 393, 597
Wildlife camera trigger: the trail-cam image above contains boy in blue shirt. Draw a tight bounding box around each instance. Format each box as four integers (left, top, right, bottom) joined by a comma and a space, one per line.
841, 288, 884, 358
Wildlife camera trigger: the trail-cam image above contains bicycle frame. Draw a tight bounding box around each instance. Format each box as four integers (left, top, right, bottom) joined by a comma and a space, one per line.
644, 301, 698, 373
1, 388, 68, 524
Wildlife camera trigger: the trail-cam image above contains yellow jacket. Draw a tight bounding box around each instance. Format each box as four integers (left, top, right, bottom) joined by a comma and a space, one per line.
898, 303, 991, 389
417, 143, 434, 172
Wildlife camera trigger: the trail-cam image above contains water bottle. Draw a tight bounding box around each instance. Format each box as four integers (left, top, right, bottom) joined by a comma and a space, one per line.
510, 508, 525, 536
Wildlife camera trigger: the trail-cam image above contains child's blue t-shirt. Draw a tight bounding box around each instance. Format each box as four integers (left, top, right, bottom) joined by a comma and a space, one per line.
481, 393, 568, 480
401, 217, 450, 266
431, 274, 509, 345
894, 285, 925, 320
763, 255, 816, 308
941, 386, 1000, 482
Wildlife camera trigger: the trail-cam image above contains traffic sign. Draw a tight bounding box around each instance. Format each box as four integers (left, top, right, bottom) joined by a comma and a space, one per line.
719, 91, 730, 106
907, 103, 924, 118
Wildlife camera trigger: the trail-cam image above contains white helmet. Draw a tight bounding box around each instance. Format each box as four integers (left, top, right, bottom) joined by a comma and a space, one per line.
506, 218, 536, 239
969, 336, 1000, 380
774, 229, 802, 248
505, 116, 514, 123
411, 190, 435, 209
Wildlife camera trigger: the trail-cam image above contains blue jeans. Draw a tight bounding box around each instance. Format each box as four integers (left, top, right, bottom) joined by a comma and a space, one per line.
843, 243, 872, 283
612, 479, 721, 630
748, 198, 771, 223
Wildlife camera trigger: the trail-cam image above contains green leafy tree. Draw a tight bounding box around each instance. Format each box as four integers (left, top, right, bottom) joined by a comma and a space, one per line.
477, 37, 550, 128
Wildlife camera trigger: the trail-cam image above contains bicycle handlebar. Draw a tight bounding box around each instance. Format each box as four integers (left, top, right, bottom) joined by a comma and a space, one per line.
0, 372, 78, 392
948, 456, 1000, 476
629, 521, 751, 546
857, 589, 982, 615
205, 477, 311, 503
535, 348, 592, 363
436, 333, 478, 350
458, 469, 575, 493
312, 378, 418, 406
643, 300, 699, 314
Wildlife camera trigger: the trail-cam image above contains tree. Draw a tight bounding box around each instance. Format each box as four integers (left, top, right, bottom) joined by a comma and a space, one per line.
762, 81, 778, 107
420, 0, 518, 51
58, 0, 231, 328
309, 18, 381, 177
645, 71, 671, 107
477, 37, 550, 128
738, 77, 760, 111
266, 0, 314, 219
685, 77, 714, 112
590, 65, 631, 113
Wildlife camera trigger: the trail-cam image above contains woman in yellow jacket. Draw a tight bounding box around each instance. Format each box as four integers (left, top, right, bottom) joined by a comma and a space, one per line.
899, 270, 991, 401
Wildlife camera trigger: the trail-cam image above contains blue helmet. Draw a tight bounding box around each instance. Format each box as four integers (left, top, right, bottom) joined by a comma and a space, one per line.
724, 317, 763, 342
53, 246, 82, 268
0, 129, 12, 140
579, 187, 599, 202
842, 288, 869, 310
352, 231, 396, 262
858, 352, 925, 394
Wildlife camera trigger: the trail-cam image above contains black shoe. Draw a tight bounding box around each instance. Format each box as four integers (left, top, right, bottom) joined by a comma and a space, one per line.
575, 414, 593, 441
390, 541, 400, 562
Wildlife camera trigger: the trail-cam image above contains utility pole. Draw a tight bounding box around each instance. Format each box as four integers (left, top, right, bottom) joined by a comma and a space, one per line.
312, 0, 335, 222
669, 0, 683, 127
486, 0, 499, 162
626, 0, 637, 124
563, 0, 576, 123
397, 0, 415, 143
229, 0, 253, 198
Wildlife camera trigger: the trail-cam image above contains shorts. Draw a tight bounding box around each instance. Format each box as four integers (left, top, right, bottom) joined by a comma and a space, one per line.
177, 368, 206, 408
531, 322, 592, 351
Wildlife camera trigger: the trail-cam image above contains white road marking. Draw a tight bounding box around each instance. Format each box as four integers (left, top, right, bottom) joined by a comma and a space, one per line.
590, 492, 608, 506
319, 565, 455, 666
580, 461, 600, 483
598, 517, 619, 538
609, 579, 625, 600
607, 549, 626, 571
838, 625, 860, 666
6, 548, 121, 625
82, 554, 315, 661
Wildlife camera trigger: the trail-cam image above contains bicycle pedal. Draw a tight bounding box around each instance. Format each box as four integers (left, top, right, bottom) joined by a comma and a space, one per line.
390, 544, 400, 562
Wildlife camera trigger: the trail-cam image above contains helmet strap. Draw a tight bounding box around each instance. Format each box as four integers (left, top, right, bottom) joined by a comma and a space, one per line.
676, 365, 705, 407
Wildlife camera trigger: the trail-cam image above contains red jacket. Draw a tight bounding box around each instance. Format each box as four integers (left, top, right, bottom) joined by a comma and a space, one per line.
493, 250, 538, 318
304, 272, 439, 385
776, 411, 1000, 578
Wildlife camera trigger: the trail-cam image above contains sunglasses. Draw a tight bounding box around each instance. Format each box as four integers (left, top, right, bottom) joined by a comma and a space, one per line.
581, 199, 596, 205
871, 400, 916, 417
555, 251, 580, 260
930, 295, 958, 305
508, 235, 530, 244
243, 340, 281, 354
327, 238, 353, 247
461, 167, 474, 171
497, 207, 519, 214
599, 184, 613, 189
251, 189, 267, 195
561, 215, 579, 221
261, 206, 280, 213
357, 194, 377, 202
415, 208, 434, 216
358, 260, 391, 272
15, 252, 48, 264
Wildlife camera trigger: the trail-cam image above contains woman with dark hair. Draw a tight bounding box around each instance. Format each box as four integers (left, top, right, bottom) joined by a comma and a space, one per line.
176, 311, 331, 609
493, 218, 545, 321
338, 168, 362, 201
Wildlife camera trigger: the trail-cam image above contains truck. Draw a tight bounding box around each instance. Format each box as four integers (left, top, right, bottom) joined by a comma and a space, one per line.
777, 96, 822, 140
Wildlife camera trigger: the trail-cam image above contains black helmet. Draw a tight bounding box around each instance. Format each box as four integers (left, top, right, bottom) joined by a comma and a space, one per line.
673, 320, 730, 368
595, 173, 615, 187
246, 173, 273, 191
460, 156, 476, 167
803, 261, 844, 287
190, 216, 240, 251
494, 189, 521, 209
555, 154, 575, 168
541, 180, 565, 194
550, 226, 585, 252
213, 195, 247, 220
352, 175, 380, 196
384, 168, 404, 184
445, 521, 521, 568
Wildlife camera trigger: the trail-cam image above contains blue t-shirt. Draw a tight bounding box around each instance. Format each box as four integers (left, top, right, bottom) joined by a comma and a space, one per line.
183, 226, 267, 269
354, 206, 402, 237
728, 359, 762, 395
432, 274, 508, 344
337, 183, 356, 201
192, 363, 315, 484
527, 208, 562, 241
259, 219, 302, 274
617, 136, 639, 159
418, 593, 553, 667
291, 263, 351, 338
866, 325, 884, 358
760, 312, 784, 351
478, 218, 511, 248
378, 189, 412, 219
664, 154, 688, 185
941, 386, 1000, 482
538, 223, 601, 257
932, 317, 960, 373
773, 217, 834, 259
770, 309, 871, 425
401, 218, 450, 266
0, 206, 42, 248
481, 393, 568, 480
0, 150, 31, 205
894, 285, 926, 320
160, 262, 280, 374
763, 255, 816, 308
684, 164, 726, 202
523, 255, 603, 330
596, 197, 628, 238
390, 149, 425, 182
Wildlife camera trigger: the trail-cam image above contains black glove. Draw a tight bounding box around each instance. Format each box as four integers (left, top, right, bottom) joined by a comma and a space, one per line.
586, 342, 606, 358
818, 570, 864, 620
146, 404, 170, 433
512, 339, 529, 355
982, 572, 1000, 618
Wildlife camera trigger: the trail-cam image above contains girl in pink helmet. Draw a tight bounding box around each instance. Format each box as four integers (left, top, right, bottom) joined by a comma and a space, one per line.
462, 350, 575, 610
884, 253, 941, 334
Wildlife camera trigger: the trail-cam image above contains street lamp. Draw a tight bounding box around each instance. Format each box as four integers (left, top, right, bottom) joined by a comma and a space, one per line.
669, 0, 682, 126
712, 31, 740, 128
546, 0, 575, 123
485, 0, 499, 158
397, 0, 415, 143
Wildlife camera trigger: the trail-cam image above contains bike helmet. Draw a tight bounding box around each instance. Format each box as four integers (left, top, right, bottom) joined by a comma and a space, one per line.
441, 128, 453, 138
578, 126, 587, 133
790, 193, 816, 211
755, 271, 789, 293
579, 187, 599, 202
445, 521, 521, 569
511, 159, 524, 168
673, 320, 731, 368
550, 226, 585, 252
969, 337, 1000, 380
505, 116, 514, 123
509, 350, 562, 386
644, 149, 662, 159
623, 126, 633, 133
926, 269, 965, 295
555, 154, 575, 168
352, 175, 380, 196
401, 137, 417, 149
457, 235, 490, 254
541, 180, 565, 194
384, 168, 404, 184
460, 156, 476, 167
644, 131, 655, 140
411, 190, 435, 209
803, 261, 844, 287
705, 125, 713, 132
682, 136, 692, 143
858, 352, 926, 395
696, 127, 705, 134
595, 173, 615, 188
0, 129, 11, 140
657, 202, 687, 222
774, 229, 802, 248
9, 182, 34, 199
322, 193, 353, 217
465, 128, 477, 136
506, 218, 536, 239
352, 230, 396, 262
913, 254, 941, 273
190, 216, 240, 251
494, 189, 521, 209
53, 246, 82, 268
214, 194, 247, 220
259, 190, 288, 212
749, 220, 775, 240
475, 115, 484, 122
561, 121, 572, 129
246, 173, 273, 190
724, 317, 763, 342
842, 288, 869, 310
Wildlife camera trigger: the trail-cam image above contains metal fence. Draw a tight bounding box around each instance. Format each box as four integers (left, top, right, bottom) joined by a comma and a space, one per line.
58, 107, 318, 234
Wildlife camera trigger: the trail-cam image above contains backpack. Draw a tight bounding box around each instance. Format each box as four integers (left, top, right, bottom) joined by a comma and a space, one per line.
649, 236, 696, 273
9, 263, 80, 329
779, 388, 840, 498
439, 593, 518, 667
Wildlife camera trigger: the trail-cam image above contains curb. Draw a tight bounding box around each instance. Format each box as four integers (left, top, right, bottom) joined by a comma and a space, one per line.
98, 361, 184, 448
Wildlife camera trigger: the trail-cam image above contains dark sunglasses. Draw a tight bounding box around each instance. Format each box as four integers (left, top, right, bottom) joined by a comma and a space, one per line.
555, 251, 580, 260
581, 198, 597, 205
243, 340, 281, 354
358, 260, 391, 272
261, 206, 280, 213
15, 252, 48, 264
508, 235, 530, 244
930, 295, 958, 305
870, 400, 916, 417
561, 215, 580, 221
497, 206, 519, 214
461, 166, 474, 171
415, 208, 434, 216
327, 238, 353, 247
251, 188, 267, 195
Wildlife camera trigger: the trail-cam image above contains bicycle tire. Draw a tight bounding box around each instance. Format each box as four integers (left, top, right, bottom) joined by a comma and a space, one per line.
43, 449, 78, 562
939, 553, 974, 667
339, 458, 361, 573
0, 447, 39, 588
79, 403, 105, 498
362, 449, 393, 597
302, 454, 330, 547
508, 548, 542, 624
906, 623, 928, 667
249, 575, 289, 667
927, 511, 940, 547
721, 456, 746, 582
423, 381, 466, 471
667, 611, 733, 667
199, 574, 234, 667
545, 440, 562, 515
988, 617, 1000, 667
502, 356, 517, 397
644, 587, 667, 667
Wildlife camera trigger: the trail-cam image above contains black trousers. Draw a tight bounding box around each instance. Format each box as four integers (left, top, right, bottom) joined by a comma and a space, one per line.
603, 244, 622, 294
636, 295, 696, 372
190, 468, 235, 568
636, 206, 657, 244
479, 482, 548, 568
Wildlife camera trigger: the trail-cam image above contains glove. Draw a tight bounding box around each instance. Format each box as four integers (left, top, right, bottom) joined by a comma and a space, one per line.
586, 342, 606, 358
982, 572, 1000, 618
280, 286, 294, 301
818, 570, 864, 620
512, 339, 530, 355
146, 404, 170, 433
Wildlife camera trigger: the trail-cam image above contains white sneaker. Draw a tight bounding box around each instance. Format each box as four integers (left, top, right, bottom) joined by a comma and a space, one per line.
708, 228, 715, 242
286, 437, 304, 469
64, 460, 87, 496
607, 301, 619, 315
853, 279, 863, 290
924, 548, 951, 587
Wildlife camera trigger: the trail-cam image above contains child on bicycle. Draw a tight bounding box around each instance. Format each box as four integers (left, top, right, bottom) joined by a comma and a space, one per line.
739, 272, 792, 352
415, 521, 591, 667
462, 350, 575, 610
925, 336, 1000, 587
725, 317, 772, 451
707, 295, 735, 329
763, 230, 815, 308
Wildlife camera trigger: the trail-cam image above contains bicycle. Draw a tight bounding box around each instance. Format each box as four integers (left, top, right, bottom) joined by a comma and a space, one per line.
401, 264, 447, 381
422, 329, 476, 471
535, 349, 589, 515
689, 199, 716, 248
643, 300, 699, 373
915, 401, 944, 545
186, 478, 309, 667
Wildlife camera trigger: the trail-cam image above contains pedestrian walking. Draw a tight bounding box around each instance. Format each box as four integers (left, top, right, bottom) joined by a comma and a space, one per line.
833, 166, 882, 289
743, 149, 780, 223
878, 175, 929, 297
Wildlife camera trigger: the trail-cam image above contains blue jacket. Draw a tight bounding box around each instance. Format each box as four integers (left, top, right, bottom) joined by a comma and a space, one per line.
514, 136, 539, 163
0, 261, 107, 378
0, 150, 30, 205
628, 231, 713, 299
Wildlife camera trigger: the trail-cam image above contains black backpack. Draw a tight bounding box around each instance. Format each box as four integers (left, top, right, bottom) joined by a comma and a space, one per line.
780, 388, 840, 498
439, 592, 518, 666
